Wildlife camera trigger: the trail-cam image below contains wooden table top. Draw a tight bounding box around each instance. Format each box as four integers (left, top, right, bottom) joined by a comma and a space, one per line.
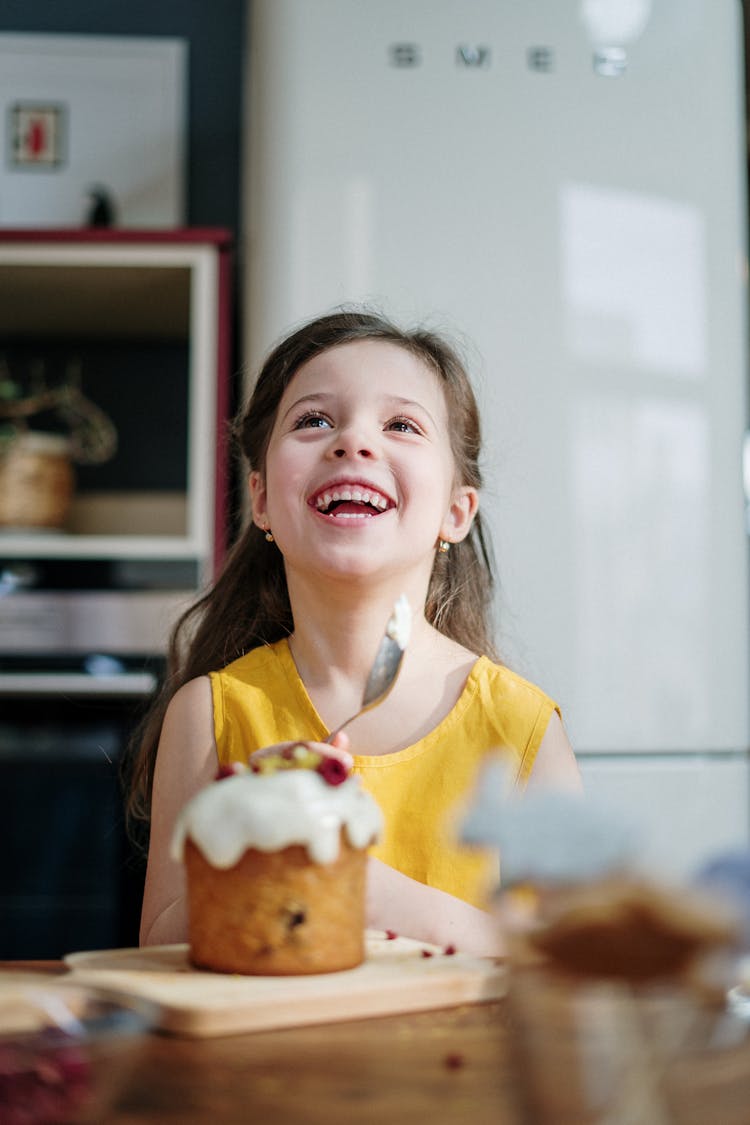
2, 960, 750, 1124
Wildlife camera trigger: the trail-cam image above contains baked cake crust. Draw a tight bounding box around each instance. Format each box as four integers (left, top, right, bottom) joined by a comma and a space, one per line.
185, 835, 367, 975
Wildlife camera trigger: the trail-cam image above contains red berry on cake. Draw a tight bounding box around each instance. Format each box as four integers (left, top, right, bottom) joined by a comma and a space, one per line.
317, 757, 350, 786
215, 763, 248, 781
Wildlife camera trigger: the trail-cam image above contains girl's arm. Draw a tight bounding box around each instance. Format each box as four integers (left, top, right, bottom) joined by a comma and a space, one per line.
139, 676, 218, 946
366, 857, 503, 957
366, 713, 580, 955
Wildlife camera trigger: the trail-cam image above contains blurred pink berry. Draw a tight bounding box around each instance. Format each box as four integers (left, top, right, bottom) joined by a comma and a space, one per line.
317, 757, 349, 786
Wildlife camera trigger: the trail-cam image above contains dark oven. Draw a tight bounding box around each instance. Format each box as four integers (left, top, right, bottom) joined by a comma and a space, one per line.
0, 558, 193, 959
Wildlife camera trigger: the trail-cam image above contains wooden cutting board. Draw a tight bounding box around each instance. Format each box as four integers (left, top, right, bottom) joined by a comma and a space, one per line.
64, 930, 506, 1038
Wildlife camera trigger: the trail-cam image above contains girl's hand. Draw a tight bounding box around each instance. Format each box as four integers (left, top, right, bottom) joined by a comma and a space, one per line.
248, 731, 354, 773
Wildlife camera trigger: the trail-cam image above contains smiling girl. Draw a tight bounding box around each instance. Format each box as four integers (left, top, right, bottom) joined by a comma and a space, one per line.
130, 310, 581, 954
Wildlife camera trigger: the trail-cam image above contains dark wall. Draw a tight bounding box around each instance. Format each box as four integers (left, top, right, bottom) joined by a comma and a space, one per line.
0, 0, 246, 234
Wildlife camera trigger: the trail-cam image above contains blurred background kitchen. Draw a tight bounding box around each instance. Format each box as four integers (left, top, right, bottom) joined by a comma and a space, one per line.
0, 0, 748, 958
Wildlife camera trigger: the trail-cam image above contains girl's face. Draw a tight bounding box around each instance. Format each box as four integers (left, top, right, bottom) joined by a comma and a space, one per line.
249, 339, 477, 586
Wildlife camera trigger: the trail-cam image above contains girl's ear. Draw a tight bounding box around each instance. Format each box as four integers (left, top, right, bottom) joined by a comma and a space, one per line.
248, 470, 268, 530
440, 485, 479, 544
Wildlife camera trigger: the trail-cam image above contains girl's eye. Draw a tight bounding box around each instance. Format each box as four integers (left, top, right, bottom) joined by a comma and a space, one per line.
293, 411, 332, 430
386, 416, 422, 435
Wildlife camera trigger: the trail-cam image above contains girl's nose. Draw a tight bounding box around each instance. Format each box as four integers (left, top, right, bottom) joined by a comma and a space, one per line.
333, 445, 373, 459
330, 420, 377, 460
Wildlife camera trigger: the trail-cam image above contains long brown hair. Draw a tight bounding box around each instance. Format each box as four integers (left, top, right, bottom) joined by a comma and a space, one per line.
124, 309, 497, 830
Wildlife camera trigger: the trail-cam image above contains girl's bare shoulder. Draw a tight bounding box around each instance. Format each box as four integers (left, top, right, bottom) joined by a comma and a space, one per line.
168, 674, 213, 711
159, 676, 215, 759
529, 710, 582, 793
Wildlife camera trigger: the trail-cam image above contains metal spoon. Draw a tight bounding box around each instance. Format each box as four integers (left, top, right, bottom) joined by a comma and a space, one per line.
326, 594, 411, 743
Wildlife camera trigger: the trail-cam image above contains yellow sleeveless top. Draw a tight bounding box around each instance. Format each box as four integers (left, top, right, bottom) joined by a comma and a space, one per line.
210, 638, 559, 909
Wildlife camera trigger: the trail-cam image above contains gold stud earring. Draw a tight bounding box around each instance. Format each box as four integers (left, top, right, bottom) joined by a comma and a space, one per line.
437, 539, 451, 554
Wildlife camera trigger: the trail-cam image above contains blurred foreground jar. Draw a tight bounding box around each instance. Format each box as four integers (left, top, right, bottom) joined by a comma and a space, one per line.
0, 431, 75, 530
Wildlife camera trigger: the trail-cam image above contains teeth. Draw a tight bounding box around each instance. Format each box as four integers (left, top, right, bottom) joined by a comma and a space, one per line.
314, 485, 390, 510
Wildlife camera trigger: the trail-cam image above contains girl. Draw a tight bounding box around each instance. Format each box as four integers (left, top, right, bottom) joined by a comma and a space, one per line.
130, 310, 581, 956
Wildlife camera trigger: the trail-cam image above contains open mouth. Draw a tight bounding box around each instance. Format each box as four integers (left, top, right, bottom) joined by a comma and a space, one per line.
310, 484, 393, 519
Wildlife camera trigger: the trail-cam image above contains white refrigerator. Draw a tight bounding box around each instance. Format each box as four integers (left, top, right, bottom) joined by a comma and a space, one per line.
242, 0, 750, 877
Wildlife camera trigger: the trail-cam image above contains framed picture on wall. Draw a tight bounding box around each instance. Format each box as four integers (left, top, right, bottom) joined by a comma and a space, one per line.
9, 102, 67, 169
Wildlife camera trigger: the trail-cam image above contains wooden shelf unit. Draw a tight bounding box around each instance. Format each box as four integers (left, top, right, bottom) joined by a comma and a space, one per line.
0, 228, 233, 580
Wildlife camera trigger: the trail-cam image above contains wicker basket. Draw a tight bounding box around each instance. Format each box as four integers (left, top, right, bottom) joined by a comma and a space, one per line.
0, 431, 75, 530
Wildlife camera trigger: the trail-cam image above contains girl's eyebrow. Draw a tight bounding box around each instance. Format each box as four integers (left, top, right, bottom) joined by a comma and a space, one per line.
388, 397, 439, 428
280, 392, 331, 421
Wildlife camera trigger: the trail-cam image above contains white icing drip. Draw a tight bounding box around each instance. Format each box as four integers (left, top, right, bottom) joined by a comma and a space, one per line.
386, 593, 411, 650
171, 769, 382, 869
